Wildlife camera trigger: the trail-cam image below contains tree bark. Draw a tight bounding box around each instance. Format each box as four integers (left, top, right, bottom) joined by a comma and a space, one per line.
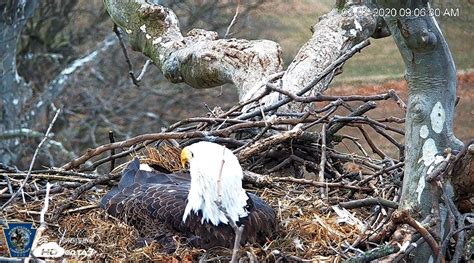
0, 0, 39, 164
375, 0, 464, 261
102, 0, 379, 109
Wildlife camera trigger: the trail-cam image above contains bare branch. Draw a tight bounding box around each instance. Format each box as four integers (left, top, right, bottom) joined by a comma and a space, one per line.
1, 109, 60, 210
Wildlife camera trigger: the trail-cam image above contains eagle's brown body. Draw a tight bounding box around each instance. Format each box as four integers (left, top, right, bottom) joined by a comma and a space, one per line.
100, 159, 276, 249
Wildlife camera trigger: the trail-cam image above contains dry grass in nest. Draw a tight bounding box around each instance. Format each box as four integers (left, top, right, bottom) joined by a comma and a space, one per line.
142, 144, 182, 172
2, 148, 368, 261
8, 182, 362, 261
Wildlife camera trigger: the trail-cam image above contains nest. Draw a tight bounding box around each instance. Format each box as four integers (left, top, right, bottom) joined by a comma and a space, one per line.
1, 139, 398, 262
4, 82, 470, 261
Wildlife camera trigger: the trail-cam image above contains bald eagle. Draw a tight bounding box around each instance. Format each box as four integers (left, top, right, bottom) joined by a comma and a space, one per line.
100, 141, 276, 250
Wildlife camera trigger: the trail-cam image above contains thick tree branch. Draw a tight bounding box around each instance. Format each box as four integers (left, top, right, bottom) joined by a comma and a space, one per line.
103, 0, 282, 99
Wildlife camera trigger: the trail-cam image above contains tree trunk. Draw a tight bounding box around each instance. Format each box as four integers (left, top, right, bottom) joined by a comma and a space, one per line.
376, 0, 463, 261
0, 0, 39, 164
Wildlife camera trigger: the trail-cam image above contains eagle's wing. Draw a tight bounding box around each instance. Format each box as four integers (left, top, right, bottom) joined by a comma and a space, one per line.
101, 159, 190, 238
241, 193, 277, 244
104, 183, 189, 234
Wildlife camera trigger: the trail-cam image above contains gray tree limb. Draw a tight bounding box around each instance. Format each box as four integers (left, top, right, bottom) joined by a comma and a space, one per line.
103, 1, 380, 110
27, 33, 118, 121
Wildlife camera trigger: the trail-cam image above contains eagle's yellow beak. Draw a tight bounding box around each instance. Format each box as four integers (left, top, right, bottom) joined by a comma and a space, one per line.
181, 148, 190, 169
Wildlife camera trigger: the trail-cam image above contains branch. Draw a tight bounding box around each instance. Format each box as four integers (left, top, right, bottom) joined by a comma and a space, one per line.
61, 118, 312, 170
339, 198, 399, 209
273, 177, 373, 192
237, 124, 304, 160
103, 0, 282, 98
237, 40, 371, 120
1, 109, 60, 211
318, 124, 327, 198
28, 182, 51, 260
28, 34, 117, 121
215, 146, 242, 263
52, 173, 120, 220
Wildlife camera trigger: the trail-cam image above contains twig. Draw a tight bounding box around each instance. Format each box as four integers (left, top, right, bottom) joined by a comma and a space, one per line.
318, 124, 327, 198
52, 173, 120, 220
392, 210, 443, 261
136, 60, 151, 82
215, 146, 242, 263
224, 0, 240, 38
237, 39, 370, 120
358, 162, 403, 185
0, 109, 60, 211
391, 236, 425, 261
28, 182, 51, 261
303, 99, 342, 130
266, 85, 398, 103
3, 175, 13, 194
30, 169, 98, 179
63, 204, 99, 214
113, 24, 140, 86
273, 177, 373, 192
3, 173, 91, 183
344, 243, 400, 263
233, 125, 271, 154
63, 118, 312, 170
80, 143, 144, 172
331, 116, 404, 135
218, 72, 284, 118
339, 197, 399, 209
238, 124, 304, 160
267, 155, 305, 173
326, 101, 377, 140
357, 126, 386, 159
108, 130, 116, 172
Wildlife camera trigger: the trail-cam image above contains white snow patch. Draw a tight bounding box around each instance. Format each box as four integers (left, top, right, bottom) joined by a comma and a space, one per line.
126, 29, 132, 34
420, 125, 429, 139
430, 101, 445, 134
146, 34, 151, 39
140, 24, 147, 33
428, 255, 434, 263
416, 173, 426, 204
139, 163, 152, 171
422, 138, 437, 166
12, 99, 19, 105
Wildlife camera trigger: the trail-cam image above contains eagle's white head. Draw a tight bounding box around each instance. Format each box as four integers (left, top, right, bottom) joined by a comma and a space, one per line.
180, 141, 249, 226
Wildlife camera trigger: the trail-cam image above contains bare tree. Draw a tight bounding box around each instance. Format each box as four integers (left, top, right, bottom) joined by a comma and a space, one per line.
1, 0, 472, 260
102, 0, 472, 261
